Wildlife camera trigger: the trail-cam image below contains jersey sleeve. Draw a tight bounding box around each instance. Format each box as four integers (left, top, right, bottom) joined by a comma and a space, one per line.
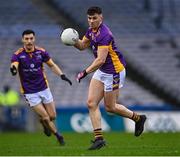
85, 29, 91, 39
98, 33, 112, 46
42, 51, 51, 62
11, 54, 19, 63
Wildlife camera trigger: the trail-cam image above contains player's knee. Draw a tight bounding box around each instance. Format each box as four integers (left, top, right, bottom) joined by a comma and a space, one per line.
42, 116, 50, 124
87, 99, 97, 110
105, 105, 115, 113
50, 115, 56, 121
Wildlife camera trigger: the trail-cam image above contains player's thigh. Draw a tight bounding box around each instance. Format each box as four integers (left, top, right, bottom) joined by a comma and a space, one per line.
104, 89, 119, 108
32, 103, 49, 118
87, 78, 104, 106
39, 88, 56, 118
43, 101, 56, 119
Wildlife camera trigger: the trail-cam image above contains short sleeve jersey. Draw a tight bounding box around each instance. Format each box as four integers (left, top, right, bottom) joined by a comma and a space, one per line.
11, 46, 50, 94
84, 23, 126, 74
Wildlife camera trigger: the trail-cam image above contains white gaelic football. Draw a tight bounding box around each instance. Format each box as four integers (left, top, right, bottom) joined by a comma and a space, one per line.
61, 28, 79, 46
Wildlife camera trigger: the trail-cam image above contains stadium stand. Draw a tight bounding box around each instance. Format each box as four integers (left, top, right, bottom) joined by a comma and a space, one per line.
0, 0, 176, 108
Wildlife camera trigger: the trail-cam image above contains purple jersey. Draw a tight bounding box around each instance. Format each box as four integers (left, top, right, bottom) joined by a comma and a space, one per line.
11, 46, 50, 94
85, 23, 126, 74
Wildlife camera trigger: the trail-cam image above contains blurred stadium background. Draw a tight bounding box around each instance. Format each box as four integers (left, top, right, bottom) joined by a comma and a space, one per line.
0, 0, 180, 142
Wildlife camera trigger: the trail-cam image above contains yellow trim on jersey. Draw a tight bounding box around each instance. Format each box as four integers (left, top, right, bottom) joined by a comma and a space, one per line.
113, 84, 119, 88
19, 76, 25, 94
35, 46, 46, 52
45, 58, 52, 65
11, 61, 19, 65
25, 47, 35, 53
98, 45, 109, 49
108, 44, 124, 73
20, 86, 24, 94
83, 35, 89, 40
14, 48, 24, 55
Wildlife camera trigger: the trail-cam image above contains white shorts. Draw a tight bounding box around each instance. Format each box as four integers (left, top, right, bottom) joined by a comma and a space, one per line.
92, 69, 126, 92
24, 88, 53, 107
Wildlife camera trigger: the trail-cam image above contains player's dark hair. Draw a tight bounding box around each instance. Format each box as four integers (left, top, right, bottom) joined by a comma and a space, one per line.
22, 29, 35, 37
87, 6, 102, 15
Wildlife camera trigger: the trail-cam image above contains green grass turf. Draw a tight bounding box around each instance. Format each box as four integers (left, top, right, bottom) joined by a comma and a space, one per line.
0, 132, 180, 156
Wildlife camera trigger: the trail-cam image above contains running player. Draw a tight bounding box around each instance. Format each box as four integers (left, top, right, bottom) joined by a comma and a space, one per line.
72, 6, 147, 150
10, 29, 72, 146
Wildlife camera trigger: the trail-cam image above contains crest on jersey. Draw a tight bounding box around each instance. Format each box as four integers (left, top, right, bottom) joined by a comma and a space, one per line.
30, 64, 35, 68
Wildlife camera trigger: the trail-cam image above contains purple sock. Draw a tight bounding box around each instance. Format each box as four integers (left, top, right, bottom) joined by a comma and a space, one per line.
54, 132, 62, 139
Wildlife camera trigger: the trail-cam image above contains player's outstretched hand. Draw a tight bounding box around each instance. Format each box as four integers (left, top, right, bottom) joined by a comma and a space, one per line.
60, 74, 72, 85
10, 65, 17, 76
76, 70, 87, 83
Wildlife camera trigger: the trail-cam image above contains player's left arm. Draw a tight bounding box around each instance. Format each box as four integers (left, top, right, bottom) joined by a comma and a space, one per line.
76, 33, 111, 82
86, 46, 108, 73
84, 32, 111, 74
76, 46, 108, 82
46, 59, 72, 85
46, 59, 63, 75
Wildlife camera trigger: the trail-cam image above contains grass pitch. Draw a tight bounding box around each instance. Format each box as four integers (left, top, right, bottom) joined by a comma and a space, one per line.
0, 132, 179, 156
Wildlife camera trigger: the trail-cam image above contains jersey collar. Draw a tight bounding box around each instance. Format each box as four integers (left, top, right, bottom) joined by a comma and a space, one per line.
24, 46, 35, 53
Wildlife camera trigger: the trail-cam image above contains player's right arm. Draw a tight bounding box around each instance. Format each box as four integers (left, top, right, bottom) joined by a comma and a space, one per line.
74, 36, 90, 51
10, 49, 21, 76
10, 62, 19, 76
